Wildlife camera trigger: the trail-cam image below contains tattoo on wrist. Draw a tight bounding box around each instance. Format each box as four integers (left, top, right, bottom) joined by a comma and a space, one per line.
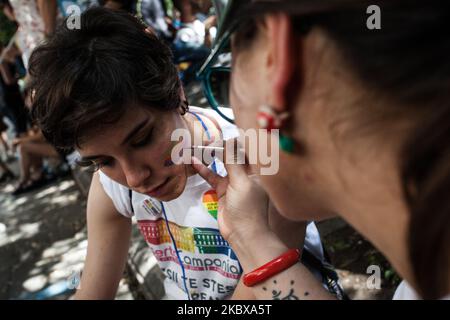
262, 280, 302, 300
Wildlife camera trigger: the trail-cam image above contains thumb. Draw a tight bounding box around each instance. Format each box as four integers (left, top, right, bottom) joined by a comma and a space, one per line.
222, 139, 251, 187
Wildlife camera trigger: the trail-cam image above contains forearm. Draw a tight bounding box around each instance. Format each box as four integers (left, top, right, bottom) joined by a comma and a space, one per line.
74, 175, 133, 300
231, 225, 305, 300
74, 255, 129, 300
74, 226, 131, 300
229, 231, 336, 300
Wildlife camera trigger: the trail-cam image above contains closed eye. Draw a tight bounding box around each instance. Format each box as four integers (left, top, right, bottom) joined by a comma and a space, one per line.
131, 127, 154, 148
76, 158, 114, 172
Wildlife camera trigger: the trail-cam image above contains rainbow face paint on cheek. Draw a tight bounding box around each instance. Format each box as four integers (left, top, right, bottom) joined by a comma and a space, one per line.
164, 158, 174, 167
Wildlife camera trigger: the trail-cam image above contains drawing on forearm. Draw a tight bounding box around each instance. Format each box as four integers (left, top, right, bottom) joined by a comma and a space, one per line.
262, 280, 300, 300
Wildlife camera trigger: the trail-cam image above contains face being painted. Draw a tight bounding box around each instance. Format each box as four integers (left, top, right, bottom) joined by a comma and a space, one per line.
77, 104, 192, 202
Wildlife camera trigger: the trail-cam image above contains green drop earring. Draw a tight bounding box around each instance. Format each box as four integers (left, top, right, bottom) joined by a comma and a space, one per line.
279, 134, 295, 154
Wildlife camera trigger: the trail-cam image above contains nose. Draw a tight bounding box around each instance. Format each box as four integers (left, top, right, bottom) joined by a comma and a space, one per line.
121, 160, 151, 190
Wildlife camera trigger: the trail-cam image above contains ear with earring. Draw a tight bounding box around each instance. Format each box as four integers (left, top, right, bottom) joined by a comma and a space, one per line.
257, 104, 295, 153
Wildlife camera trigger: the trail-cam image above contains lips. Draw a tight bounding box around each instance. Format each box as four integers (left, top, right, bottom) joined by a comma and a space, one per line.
145, 177, 171, 198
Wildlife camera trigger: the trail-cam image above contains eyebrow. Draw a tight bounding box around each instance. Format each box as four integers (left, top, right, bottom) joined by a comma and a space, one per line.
121, 117, 150, 146
79, 117, 150, 162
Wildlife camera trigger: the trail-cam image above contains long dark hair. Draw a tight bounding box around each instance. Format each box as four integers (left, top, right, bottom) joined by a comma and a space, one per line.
234, 0, 450, 299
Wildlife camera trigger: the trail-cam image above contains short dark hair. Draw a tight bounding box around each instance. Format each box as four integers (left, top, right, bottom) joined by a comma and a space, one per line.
29, 7, 181, 150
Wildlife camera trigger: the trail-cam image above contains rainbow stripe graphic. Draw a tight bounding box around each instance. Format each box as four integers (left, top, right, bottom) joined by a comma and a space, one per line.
202, 190, 218, 220
137, 219, 238, 261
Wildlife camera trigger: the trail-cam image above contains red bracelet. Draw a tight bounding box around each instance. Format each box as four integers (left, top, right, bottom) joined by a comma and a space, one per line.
243, 248, 301, 287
